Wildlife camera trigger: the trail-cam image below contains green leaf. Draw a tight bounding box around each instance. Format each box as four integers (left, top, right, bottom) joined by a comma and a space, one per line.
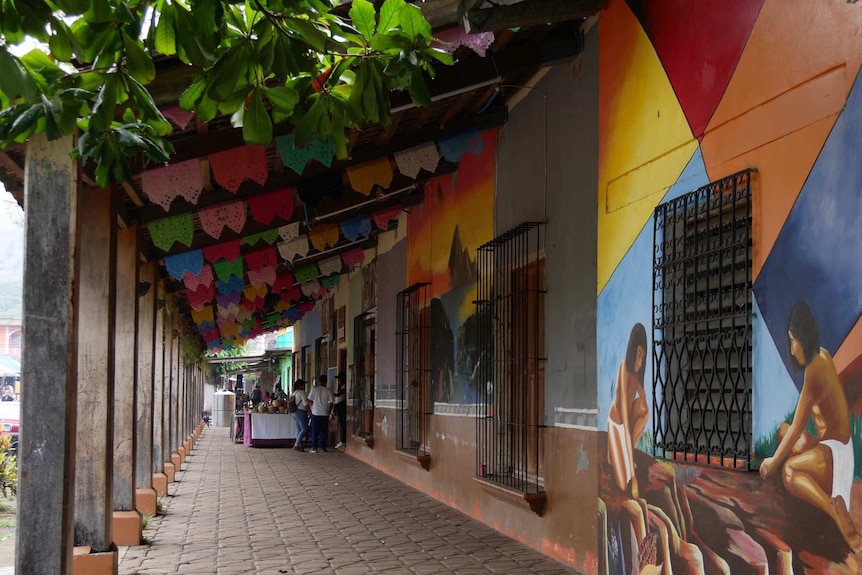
154, 5, 177, 56
56, 0, 91, 14
179, 75, 208, 111
48, 23, 74, 62
263, 86, 299, 124
125, 75, 172, 136
398, 4, 431, 42
293, 94, 323, 146
242, 89, 272, 146
90, 74, 118, 131
197, 94, 218, 122
377, 0, 405, 34
423, 47, 454, 66
0, 48, 38, 102
286, 18, 328, 53
408, 70, 431, 109
123, 32, 156, 85
0, 105, 43, 145
369, 33, 410, 53
349, 0, 376, 41
85, 0, 113, 24
21, 49, 66, 86
75, 129, 100, 163
207, 44, 245, 101
40, 94, 62, 140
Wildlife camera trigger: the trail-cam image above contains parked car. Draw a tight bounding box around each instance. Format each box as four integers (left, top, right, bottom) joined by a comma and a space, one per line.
0, 401, 19, 453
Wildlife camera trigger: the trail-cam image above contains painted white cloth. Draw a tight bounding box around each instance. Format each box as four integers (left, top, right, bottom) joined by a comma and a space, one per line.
608, 416, 633, 485
822, 438, 854, 508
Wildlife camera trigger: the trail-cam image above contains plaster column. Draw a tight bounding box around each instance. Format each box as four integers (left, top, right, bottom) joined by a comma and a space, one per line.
73, 183, 117, 572
135, 261, 157, 515
151, 282, 168, 494
17, 134, 78, 575
112, 223, 140, 546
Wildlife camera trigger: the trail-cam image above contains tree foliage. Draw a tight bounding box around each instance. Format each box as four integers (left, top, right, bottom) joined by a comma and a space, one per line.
0, 0, 451, 186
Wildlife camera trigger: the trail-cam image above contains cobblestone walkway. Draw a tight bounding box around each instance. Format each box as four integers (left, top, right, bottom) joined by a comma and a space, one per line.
118, 428, 580, 575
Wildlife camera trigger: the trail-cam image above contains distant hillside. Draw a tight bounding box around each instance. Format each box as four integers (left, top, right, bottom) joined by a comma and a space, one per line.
0, 192, 23, 318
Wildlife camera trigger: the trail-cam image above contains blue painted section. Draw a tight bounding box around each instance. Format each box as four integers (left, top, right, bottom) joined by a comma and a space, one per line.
597, 149, 709, 430
754, 72, 862, 390
752, 295, 799, 446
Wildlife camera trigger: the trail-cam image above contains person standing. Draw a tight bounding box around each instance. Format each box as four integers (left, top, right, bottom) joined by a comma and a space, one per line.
333, 373, 347, 448
307, 375, 335, 453
291, 380, 310, 452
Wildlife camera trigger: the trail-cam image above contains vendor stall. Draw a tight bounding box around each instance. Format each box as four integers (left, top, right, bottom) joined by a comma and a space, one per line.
243, 412, 295, 447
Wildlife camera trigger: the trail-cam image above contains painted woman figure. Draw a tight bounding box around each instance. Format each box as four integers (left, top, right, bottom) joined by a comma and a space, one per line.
760, 300, 862, 552
608, 323, 649, 499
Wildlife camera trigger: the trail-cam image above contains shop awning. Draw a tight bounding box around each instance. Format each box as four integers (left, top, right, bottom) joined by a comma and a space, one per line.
0, 355, 21, 377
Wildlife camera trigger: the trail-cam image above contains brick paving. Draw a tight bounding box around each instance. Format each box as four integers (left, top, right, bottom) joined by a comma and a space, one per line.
119, 428, 581, 575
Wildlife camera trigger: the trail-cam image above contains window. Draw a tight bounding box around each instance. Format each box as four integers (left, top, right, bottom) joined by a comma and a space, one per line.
301, 345, 310, 381
475, 222, 546, 502
314, 336, 328, 379
352, 311, 376, 443
652, 169, 753, 469
396, 283, 432, 465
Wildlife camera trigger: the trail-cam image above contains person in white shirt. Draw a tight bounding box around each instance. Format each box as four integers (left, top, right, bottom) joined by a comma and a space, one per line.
307, 375, 335, 453
291, 380, 310, 452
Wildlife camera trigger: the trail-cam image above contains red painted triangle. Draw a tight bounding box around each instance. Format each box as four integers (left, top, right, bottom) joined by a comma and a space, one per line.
625, 0, 764, 138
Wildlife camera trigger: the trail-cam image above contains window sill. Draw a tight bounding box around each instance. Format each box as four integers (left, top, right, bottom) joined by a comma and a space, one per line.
352, 434, 374, 449
394, 449, 431, 471
473, 476, 547, 516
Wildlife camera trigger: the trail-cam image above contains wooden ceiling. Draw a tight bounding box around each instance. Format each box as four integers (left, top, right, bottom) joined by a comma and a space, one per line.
0, 4, 597, 348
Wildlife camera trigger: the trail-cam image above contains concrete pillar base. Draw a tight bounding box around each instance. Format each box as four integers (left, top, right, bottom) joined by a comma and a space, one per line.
170, 453, 182, 471
135, 488, 157, 517
73, 548, 117, 575
177, 446, 186, 463
164, 462, 175, 483
183, 439, 191, 454
152, 473, 168, 497
112, 511, 142, 546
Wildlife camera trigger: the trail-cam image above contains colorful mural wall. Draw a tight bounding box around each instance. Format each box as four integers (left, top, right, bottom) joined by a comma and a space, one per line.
597, 1, 862, 573
406, 130, 496, 404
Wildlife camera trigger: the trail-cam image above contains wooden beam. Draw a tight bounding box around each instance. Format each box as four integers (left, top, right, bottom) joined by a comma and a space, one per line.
0, 150, 24, 178
465, 0, 607, 33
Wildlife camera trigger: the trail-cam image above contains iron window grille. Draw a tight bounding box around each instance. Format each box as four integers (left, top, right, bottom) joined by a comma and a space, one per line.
301, 345, 310, 382
652, 169, 753, 469
475, 222, 546, 494
352, 311, 376, 438
396, 282, 432, 459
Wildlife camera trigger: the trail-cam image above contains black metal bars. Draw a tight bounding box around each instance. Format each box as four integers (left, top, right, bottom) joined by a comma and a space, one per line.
475, 222, 546, 493
652, 170, 753, 469
395, 282, 432, 457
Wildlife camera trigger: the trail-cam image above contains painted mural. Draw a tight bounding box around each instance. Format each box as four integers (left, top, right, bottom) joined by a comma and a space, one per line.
597, 1, 862, 574
407, 130, 496, 404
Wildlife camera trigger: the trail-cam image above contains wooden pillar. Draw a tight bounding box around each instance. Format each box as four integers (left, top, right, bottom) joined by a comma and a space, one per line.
169, 323, 181, 470
152, 282, 168, 493
135, 261, 157, 516
73, 184, 117, 567
163, 315, 176, 480
18, 134, 78, 575
112, 223, 140, 546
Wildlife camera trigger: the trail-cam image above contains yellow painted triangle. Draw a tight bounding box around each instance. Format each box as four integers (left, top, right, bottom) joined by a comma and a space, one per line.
598, 0, 696, 295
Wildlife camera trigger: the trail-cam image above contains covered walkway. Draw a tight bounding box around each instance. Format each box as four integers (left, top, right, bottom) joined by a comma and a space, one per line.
118, 428, 579, 575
